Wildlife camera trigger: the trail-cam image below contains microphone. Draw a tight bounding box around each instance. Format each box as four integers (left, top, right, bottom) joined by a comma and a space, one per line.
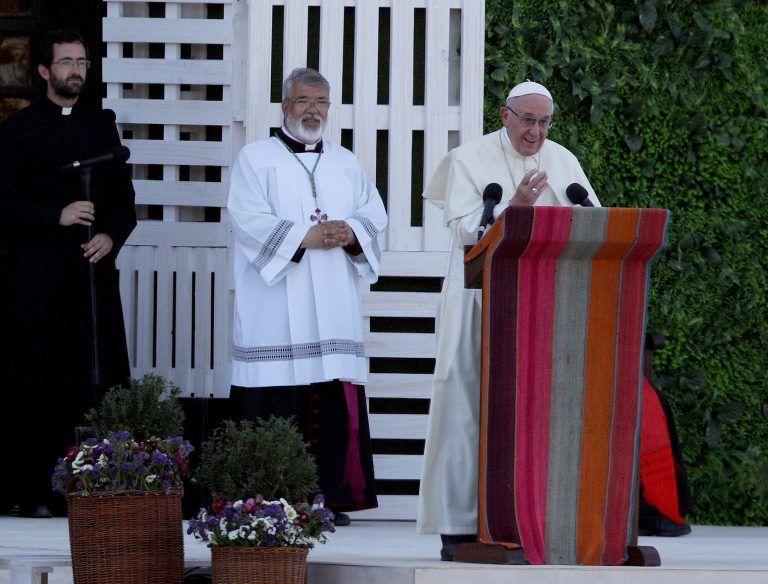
566, 183, 595, 207
477, 182, 503, 241
59, 145, 130, 172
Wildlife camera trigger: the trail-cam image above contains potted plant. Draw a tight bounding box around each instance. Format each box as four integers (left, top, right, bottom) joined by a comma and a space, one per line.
189, 417, 333, 583
52, 374, 192, 584
188, 496, 334, 584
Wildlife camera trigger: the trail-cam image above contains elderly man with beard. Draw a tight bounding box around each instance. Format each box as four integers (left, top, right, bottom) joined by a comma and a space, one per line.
0, 28, 135, 517
226, 68, 387, 523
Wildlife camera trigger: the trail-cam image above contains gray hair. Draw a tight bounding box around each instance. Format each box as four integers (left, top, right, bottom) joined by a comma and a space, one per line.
281, 68, 330, 101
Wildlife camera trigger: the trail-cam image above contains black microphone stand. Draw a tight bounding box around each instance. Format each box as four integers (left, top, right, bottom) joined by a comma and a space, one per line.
78, 167, 101, 390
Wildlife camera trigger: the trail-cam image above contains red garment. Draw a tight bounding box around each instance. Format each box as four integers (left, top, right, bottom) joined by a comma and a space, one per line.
640, 376, 685, 524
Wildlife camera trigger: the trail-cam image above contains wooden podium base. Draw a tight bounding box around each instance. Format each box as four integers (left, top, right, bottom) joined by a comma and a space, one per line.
626, 545, 661, 566
452, 543, 661, 567
453, 543, 527, 565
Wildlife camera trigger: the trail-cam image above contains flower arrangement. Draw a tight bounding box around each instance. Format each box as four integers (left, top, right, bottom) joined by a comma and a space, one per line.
52, 430, 193, 496
187, 495, 335, 549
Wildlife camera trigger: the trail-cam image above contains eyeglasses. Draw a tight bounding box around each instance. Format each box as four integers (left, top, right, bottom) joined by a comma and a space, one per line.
290, 98, 331, 111
506, 107, 553, 130
52, 58, 91, 70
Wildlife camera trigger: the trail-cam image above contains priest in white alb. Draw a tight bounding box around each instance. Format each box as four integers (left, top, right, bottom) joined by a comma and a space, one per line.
227, 68, 388, 523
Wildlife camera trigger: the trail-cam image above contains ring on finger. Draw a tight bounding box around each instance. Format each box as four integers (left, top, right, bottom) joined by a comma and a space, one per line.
532, 187, 539, 194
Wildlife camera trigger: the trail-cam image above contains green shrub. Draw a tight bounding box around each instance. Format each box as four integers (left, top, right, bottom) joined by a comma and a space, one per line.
86, 373, 185, 441
193, 417, 318, 502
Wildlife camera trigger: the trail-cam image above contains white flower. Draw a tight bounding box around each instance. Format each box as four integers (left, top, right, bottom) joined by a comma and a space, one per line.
283, 504, 297, 521
72, 450, 85, 469
145, 474, 157, 483
228, 531, 239, 540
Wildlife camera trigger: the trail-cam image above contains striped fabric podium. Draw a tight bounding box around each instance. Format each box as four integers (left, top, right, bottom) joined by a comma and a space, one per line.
463, 206, 669, 566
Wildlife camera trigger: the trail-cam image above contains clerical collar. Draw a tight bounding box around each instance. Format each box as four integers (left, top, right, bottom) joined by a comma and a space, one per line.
40, 96, 79, 117
276, 127, 323, 153
500, 128, 526, 159
499, 128, 541, 190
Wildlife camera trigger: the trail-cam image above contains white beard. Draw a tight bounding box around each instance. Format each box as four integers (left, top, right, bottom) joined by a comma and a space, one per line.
285, 112, 324, 144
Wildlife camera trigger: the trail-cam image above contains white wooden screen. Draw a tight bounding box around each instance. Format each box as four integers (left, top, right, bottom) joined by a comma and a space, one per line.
105, 0, 484, 520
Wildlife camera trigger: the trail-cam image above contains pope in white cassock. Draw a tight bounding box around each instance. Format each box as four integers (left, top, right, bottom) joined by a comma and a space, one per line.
417, 81, 601, 559
227, 68, 388, 522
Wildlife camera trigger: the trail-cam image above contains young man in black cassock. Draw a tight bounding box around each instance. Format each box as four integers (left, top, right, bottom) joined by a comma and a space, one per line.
0, 28, 136, 517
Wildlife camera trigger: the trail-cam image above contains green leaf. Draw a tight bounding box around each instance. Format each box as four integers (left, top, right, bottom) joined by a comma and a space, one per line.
693, 13, 713, 35
688, 113, 708, 137
705, 248, 722, 265
624, 134, 643, 151
491, 68, 508, 82
667, 17, 683, 40
641, 162, 655, 178
590, 100, 605, 124
717, 402, 746, 425
706, 421, 722, 448
715, 129, 731, 147
600, 70, 618, 91
639, 1, 658, 34
694, 54, 712, 69
680, 368, 708, 391
651, 34, 675, 58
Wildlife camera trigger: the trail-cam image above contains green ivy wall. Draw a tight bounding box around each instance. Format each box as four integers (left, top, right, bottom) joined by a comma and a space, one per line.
483, 0, 767, 525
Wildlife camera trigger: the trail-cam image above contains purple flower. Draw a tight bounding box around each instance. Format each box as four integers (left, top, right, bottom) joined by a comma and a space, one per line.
187, 494, 335, 549
51, 433, 193, 496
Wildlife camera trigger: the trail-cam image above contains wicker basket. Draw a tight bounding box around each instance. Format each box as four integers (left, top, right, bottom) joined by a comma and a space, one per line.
212, 546, 309, 584
66, 489, 184, 584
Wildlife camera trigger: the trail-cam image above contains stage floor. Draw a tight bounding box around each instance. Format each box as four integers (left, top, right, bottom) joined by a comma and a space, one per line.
1, 516, 767, 584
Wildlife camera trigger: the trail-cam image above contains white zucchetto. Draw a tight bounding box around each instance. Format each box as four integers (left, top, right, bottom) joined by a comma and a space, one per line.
507, 80, 553, 102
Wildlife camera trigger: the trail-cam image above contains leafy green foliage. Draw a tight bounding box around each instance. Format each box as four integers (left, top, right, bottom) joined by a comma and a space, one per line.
86, 373, 185, 441
193, 418, 319, 502
486, 0, 768, 525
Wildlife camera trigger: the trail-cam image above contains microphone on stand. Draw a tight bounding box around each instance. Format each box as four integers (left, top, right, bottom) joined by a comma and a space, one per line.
59, 145, 130, 172
57, 144, 130, 390
477, 183, 503, 241
565, 183, 595, 207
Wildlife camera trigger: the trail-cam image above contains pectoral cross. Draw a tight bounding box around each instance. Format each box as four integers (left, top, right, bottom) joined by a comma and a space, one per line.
310, 207, 328, 224
307, 174, 327, 223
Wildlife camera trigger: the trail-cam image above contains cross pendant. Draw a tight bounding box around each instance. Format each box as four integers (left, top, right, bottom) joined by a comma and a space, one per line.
310, 207, 328, 224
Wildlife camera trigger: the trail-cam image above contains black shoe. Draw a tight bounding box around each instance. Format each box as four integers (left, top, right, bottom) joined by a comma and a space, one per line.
20, 504, 53, 518
440, 534, 477, 561
333, 512, 351, 527
639, 518, 691, 537
184, 566, 212, 583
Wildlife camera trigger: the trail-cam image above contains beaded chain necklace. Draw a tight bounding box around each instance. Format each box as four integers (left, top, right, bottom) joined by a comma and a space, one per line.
276, 135, 327, 224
